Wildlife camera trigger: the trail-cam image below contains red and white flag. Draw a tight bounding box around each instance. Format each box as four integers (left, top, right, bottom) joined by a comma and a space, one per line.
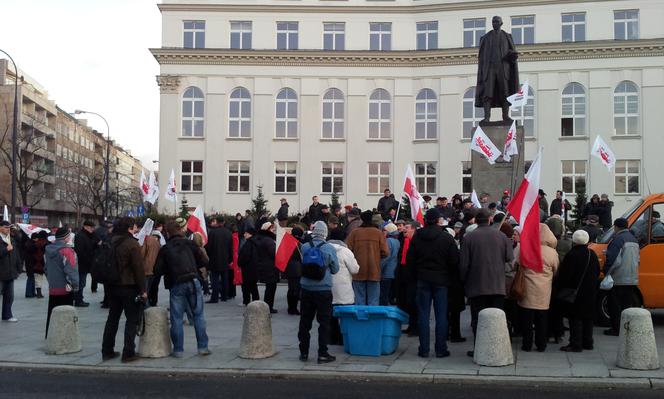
471, 126, 502, 165
507, 148, 543, 272
187, 205, 208, 245
146, 170, 159, 205
139, 170, 150, 202
503, 120, 519, 162
471, 190, 482, 208
275, 225, 299, 273
403, 164, 424, 224
17, 223, 50, 237
591, 136, 616, 171
507, 80, 529, 110
165, 168, 177, 203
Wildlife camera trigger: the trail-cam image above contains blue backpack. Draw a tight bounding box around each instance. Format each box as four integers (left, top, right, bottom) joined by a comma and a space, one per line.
301, 241, 327, 280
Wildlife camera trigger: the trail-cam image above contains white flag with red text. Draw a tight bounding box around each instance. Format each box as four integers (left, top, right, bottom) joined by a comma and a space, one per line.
503, 120, 519, 162
139, 170, 150, 202
165, 168, 177, 203
145, 170, 159, 204
402, 165, 424, 224
591, 136, 616, 171
471, 126, 502, 165
471, 190, 482, 209
187, 205, 208, 245
507, 81, 529, 110
17, 224, 50, 237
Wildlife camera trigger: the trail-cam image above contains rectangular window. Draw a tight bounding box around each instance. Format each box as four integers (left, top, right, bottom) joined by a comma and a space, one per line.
56, 144, 62, 157
463, 18, 485, 48
614, 10, 639, 40
231, 21, 252, 49
275, 161, 297, 193
183, 21, 205, 49
277, 22, 298, 50
368, 162, 390, 194
370, 22, 391, 51
462, 161, 472, 195
416, 21, 438, 50
562, 13, 585, 42
228, 161, 250, 193
511, 15, 534, 45
181, 161, 203, 192
415, 162, 436, 195
561, 160, 587, 195
321, 162, 344, 194
614, 160, 640, 194
323, 23, 345, 50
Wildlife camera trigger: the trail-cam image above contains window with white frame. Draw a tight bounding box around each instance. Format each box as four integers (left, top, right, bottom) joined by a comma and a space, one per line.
561, 83, 586, 137
615, 160, 640, 194
321, 162, 344, 194
369, 89, 391, 139
276, 88, 298, 138
462, 161, 472, 195
415, 162, 437, 195
511, 15, 534, 45
181, 160, 203, 192
463, 18, 485, 48
614, 10, 639, 40
323, 23, 345, 50
229, 87, 251, 138
416, 89, 437, 140
228, 161, 250, 193
322, 88, 344, 139
183, 21, 205, 48
614, 81, 639, 136
230, 21, 252, 49
275, 161, 297, 193
463, 87, 484, 139
182, 86, 204, 137
510, 86, 535, 137
370, 23, 391, 51
277, 22, 298, 50
368, 162, 390, 194
562, 13, 585, 42
416, 21, 438, 50
561, 160, 586, 195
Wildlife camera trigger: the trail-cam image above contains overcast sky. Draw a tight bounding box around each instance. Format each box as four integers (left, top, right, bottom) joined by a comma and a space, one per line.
1, 0, 161, 169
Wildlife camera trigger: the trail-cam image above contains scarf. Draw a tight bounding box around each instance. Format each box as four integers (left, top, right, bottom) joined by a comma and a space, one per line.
0, 232, 10, 245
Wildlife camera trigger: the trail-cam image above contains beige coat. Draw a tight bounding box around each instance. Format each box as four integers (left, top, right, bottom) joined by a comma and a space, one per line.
518, 224, 560, 310
141, 235, 161, 276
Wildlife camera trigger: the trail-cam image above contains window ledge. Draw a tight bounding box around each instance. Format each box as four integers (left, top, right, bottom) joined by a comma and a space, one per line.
179, 136, 205, 140
227, 137, 252, 141
226, 191, 251, 194
273, 138, 299, 142
460, 138, 472, 143
612, 135, 642, 140
181, 191, 203, 194
273, 192, 297, 195
367, 138, 392, 142
413, 139, 438, 143
320, 138, 346, 142
525, 137, 537, 141
559, 136, 588, 141
613, 193, 641, 197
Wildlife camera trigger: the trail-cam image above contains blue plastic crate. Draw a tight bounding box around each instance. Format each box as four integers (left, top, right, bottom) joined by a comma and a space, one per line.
333, 305, 409, 356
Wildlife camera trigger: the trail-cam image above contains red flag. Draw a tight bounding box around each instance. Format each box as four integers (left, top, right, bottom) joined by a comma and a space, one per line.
402, 165, 424, 224
507, 148, 543, 272
186, 205, 207, 245
231, 232, 242, 285
275, 231, 299, 273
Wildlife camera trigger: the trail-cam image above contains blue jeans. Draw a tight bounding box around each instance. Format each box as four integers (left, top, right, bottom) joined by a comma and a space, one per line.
1, 280, 14, 320
352, 281, 380, 306
416, 282, 449, 356
169, 279, 209, 354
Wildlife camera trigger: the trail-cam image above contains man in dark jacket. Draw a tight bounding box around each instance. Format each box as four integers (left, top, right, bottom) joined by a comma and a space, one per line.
277, 198, 290, 227
377, 189, 398, 219
308, 196, 324, 223
407, 209, 460, 358
205, 216, 234, 303
549, 190, 571, 217
73, 220, 99, 307
0, 221, 22, 322
598, 194, 614, 230
239, 222, 278, 312
580, 215, 604, 243
101, 217, 146, 363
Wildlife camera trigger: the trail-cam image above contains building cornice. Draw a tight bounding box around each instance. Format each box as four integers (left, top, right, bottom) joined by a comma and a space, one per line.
150, 39, 664, 67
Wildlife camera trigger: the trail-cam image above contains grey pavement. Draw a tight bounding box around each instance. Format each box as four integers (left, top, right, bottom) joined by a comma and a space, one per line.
1, 274, 663, 387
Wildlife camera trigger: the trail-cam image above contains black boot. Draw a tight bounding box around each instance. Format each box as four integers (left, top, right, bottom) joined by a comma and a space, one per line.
36, 288, 44, 298
482, 100, 492, 123
502, 104, 512, 122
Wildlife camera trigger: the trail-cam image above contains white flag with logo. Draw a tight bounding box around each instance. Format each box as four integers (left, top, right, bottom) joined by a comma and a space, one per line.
146, 170, 159, 204
471, 190, 482, 209
503, 120, 519, 162
507, 81, 529, 110
165, 168, 177, 203
139, 169, 150, 202
591, 136, 616, 171
471, 126, 502, 165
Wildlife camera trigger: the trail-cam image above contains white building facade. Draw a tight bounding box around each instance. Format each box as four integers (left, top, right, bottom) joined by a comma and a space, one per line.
153, 0, 664, 216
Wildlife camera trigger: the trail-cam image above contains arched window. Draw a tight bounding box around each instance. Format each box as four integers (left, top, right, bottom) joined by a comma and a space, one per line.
561, 83, 586, 137
182, 86, 204, 137
415, 89, 437, 140
463, 87, 484, 139
369, 89, 391, 139
614, 81, 639, 136
229, 87, 251, 138
322, 88, 344, 139
510, 86, 536, 137
276, 88, 297, 138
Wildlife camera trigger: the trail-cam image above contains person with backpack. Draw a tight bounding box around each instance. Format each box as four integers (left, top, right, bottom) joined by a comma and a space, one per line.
298, 221, 339, 364
101, 217, 146, 363
44, 227, 79, 338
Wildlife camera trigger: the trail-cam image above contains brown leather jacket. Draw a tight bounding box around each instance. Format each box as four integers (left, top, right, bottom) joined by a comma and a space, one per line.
112, 234, 146, 292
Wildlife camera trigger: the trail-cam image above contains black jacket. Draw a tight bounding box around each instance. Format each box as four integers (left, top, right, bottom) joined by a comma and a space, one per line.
406, 224, 460, 287
0, 237, 22, 281
377, 195, 398, 216
74, 229, 99, 274
277, 203, 289, 222
205, 226, 233, 273
580, 225, 604, 243
437, 205, 456, 221
238, 230, 278, 284
154, 235, 207, 289
550, 198, 571, 217
598, 201, 614, 229
284, 243, 302, 279
308, 203, 323, 223
555, 245, 600, 319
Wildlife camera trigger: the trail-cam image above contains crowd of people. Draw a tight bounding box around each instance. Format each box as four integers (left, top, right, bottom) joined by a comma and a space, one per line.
0, 187, 644, 364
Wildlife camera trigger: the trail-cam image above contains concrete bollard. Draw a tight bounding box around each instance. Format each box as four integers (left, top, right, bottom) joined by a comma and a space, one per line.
473, 308, 514, 367
616, 308, 660, 370
139, 307, 172, 358
238, 301, 275, 359
45, 305, 82, 355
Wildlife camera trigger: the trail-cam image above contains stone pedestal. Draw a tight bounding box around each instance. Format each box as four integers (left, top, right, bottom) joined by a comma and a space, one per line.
238, 301, 275, 359
45, 305, 81, 355
616, 308, 660, 370
471, 121, 525, 201
473, 308, 514, 367
139, 307, 172, 358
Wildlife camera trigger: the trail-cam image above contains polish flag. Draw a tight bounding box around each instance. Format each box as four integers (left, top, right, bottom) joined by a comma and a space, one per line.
503, 120, 519, 162
275, 225, 299, 273
507, 80, 529, 110
471, 190, 482, 208
165, 168, 177, 203
471, 126, 502, 165
507, 148, 543, 272
17, 223, 50, 237
403, 164, 424, 224
187, 205, 207, 245
139, 170, 150, 201
591, 136, 616, 171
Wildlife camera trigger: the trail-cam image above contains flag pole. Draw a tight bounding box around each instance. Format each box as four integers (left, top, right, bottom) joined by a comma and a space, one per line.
395, 193, 403, 222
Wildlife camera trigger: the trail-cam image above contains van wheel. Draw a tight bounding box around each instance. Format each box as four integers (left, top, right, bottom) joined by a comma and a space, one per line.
595, 291, 611, 327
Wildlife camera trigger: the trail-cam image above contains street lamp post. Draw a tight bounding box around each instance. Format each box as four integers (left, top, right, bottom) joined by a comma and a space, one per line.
0, 50, 19, 223
73, 110, 110, 221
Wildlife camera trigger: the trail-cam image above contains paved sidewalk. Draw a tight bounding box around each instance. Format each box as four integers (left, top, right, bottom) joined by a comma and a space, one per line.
1, 275, 662, 387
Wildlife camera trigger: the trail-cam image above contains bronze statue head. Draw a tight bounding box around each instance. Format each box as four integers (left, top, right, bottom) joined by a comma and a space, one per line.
492, 16, 503, 31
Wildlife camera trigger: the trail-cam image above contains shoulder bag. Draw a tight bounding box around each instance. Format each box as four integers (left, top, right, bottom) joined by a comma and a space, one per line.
555, 249, 591, 304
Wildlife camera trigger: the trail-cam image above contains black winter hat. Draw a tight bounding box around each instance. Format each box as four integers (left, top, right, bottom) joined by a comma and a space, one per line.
360, 210, 374, 224
425, 208, 441, 224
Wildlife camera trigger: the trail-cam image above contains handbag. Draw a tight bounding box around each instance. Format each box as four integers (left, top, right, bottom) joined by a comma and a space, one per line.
509, 264, 526, 301
555, 250, 591, 304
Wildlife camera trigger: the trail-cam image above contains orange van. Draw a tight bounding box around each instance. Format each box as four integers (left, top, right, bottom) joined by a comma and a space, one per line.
589, 193, 664, 324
